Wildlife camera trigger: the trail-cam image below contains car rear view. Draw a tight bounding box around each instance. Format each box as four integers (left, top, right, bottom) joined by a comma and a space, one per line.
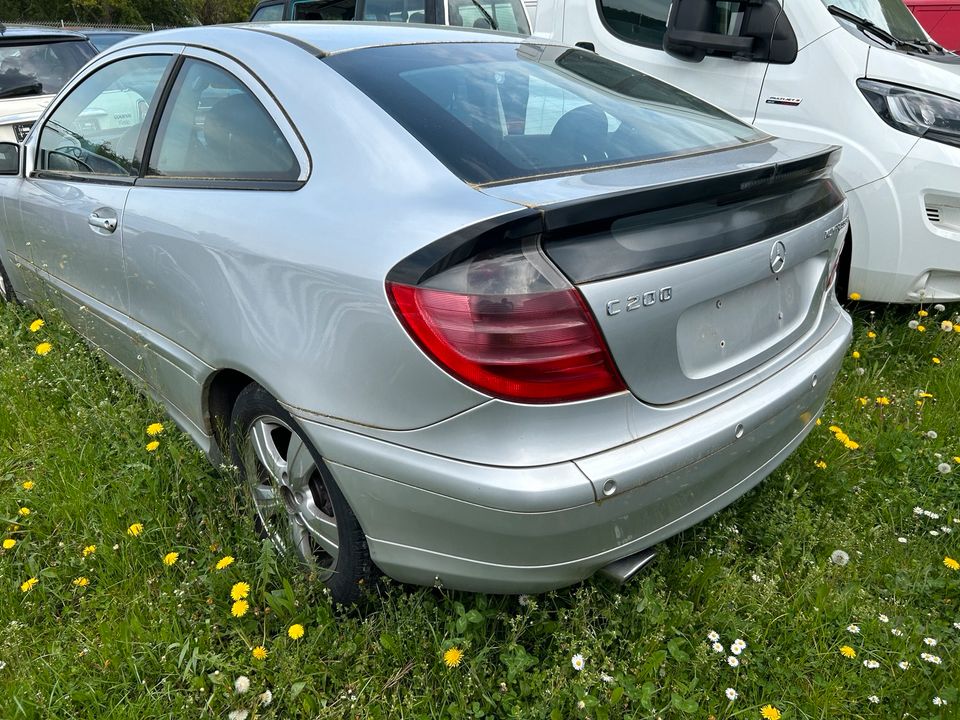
314, 40, 853, 592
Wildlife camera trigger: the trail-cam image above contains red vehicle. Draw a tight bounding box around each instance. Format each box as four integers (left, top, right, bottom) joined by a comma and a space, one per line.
906, 0, 960, 50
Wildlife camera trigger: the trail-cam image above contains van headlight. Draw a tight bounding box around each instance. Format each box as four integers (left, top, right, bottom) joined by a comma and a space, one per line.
857, 79, 960, 148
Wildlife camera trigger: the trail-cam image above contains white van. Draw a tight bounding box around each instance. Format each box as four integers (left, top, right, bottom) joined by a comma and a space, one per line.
534, 0, 960, 302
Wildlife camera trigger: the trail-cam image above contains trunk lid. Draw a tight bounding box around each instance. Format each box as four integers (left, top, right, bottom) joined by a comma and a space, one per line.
479, 139, 846, 405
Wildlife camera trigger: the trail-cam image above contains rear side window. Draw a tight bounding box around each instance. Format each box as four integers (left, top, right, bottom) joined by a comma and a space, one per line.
0, 39, 97, 97
326, 43, 765, 185
147, 58, 299, 181
363, 0, 427, 22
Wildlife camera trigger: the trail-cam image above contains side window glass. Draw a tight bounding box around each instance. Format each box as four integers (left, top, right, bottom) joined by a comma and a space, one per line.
37, 55, 169, 177
363, 0, 427, 23
293, 0, 358, 20
598, 0, 670, 48
147, 59, 299, 181
251, 3, 285, 20
447, 0, 529, 33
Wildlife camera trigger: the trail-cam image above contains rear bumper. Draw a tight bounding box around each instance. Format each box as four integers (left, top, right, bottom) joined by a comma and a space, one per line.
295, 305, 851, 593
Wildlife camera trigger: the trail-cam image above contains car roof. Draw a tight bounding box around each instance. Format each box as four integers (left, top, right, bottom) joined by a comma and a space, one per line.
0, 24, 91, 43
132, 21, 537, 56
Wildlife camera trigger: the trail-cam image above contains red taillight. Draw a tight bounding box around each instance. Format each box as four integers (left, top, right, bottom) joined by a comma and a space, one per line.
387, 282, 626, 403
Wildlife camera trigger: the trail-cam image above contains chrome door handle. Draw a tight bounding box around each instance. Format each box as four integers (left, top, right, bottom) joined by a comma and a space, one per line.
88, 212, 117, 232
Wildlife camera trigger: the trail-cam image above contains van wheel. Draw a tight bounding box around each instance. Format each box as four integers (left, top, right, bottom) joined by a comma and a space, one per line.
0, 258, 16, 303
229, 383, 373, 605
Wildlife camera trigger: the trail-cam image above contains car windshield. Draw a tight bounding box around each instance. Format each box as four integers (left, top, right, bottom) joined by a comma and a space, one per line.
326, 43, 765, 184
823, 0, 928, 42
0, 40, 95, 98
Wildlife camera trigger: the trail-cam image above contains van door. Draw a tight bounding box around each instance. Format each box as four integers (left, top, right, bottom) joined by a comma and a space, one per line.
556, 0, 771, 122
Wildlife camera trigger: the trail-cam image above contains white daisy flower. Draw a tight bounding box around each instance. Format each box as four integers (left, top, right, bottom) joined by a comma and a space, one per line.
707, 631, 720, 642
891, 628, 904, 637
942, 527, 953, 534
733, 638, 746, 650
898, 537, 908, 544
934, 697, 947, 706
924, 637, 938, 646
727, 656, 739, 667
878, 614, 889, 623
868, 696, 880, 704
847, 624, 861, 634
731, 644, 742, 655
921, 653, 942, 664
712, 642, 724, 653
924, 510, 941, 519
234, 676, 250, 694
751, 573, 762, 582
914, 506, 925, 515
898, 661, 910, 670
930, 530, 941, 536
571, 653, 584, 671
600, 673, 614, 683
954, 622, 960, 630
725, 688, 738, 701
863, 659, 879, 669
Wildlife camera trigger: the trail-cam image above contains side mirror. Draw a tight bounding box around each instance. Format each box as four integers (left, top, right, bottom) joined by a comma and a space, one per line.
0, 142, 20, 176
664, 0, 797, 64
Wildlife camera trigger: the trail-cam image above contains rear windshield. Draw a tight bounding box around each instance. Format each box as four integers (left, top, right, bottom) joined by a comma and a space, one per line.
0, 40, 96, 98
325, 43, 765, 184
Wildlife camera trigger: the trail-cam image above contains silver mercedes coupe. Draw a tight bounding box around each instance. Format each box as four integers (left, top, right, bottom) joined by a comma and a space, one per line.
0, 23, 852, 603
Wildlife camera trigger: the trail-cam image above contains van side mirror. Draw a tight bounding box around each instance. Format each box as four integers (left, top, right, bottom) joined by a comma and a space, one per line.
664, 0, 797, 64
0, 142, 20, 176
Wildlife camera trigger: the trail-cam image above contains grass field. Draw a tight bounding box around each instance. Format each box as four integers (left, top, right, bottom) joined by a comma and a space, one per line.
0, 298, 959, 720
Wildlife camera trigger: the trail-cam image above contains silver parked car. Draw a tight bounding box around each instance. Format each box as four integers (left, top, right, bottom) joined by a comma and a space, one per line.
0, 23, 852, 603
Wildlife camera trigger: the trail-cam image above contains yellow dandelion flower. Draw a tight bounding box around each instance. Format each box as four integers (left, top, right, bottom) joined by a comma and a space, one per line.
918, 309, 928, 317
945, 556, 960, 571
230, 581, 250, 601
932, 357, 941, 365
28, 318, 44, 332
858, 397, 868, 406
82, 545, 96, 557
955, 324, 960, 332
145, 440, 160, 452
843, 439, 860, 450
215, 555, 234, 571
919, 392, 934, 398
34, 342, 52, 356
127, 523, 143, 537
73, 576, 89, 587
815, 418, 821, 425
443, 647, 464, 668
146, 422, 164, 437
851, 350, 860, 359
814, 460, 827, 469
917, 325, 926, 332
828, 425, 842, 433
840, 645, 856, 658
17, 507, 29, 516
252, 645, 267, 660
867, 331, 876, 338
2, 538, 15, 549
288, 624, 305, 640
876, 397, 890, 406
231, 599, 248, 617
163, 551, 179, 566
848, 292, 861, 301
953, 456, 960, 464
760, 705, 782, 720
834, 431, 849, 443
21, 481, 33, 490
20, 577, 37, 592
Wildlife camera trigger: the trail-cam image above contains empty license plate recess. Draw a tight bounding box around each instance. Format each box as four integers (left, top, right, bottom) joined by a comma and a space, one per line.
676, 257, 821, 381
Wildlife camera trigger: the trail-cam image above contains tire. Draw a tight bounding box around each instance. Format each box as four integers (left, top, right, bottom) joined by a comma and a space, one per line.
229, 383, 373, 605
0, 257, 16, 304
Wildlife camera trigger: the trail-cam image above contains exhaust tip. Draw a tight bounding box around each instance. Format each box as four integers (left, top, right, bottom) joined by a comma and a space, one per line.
597, 548, 656, 585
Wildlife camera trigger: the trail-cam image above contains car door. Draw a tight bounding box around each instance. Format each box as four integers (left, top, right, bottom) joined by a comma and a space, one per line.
558, 0, 769, 122
121, 48, 309, 431
17, 50, 176, 374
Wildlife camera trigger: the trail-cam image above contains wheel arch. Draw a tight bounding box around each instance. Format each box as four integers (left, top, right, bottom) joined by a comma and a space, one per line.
203, 367, 257, 457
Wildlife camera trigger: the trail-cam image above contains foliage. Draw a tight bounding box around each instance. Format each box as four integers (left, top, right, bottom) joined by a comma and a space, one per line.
0, 299, 958, 718
0, 0, 257, 25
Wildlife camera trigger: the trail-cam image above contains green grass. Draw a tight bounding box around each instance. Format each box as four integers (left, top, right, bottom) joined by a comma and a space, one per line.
0, 300, 959, 720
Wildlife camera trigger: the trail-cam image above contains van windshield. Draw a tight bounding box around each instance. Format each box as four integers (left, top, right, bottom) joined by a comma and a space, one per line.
823, 0, 927, 42
326, 43, 765, 184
